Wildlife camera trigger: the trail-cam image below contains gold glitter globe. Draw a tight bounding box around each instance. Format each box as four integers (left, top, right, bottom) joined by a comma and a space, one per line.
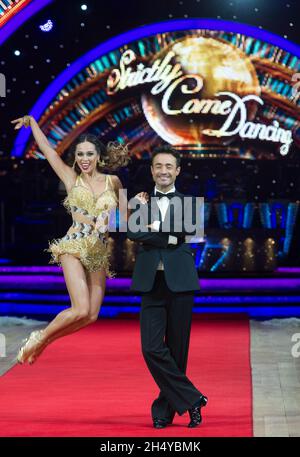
141, 36, 261, 147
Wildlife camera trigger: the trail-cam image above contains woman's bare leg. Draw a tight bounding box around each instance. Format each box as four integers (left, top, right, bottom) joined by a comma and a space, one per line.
41, 254, 91, 338
86, 267, 106, 321
28, 266, 106, 362
23, 254, 91, 363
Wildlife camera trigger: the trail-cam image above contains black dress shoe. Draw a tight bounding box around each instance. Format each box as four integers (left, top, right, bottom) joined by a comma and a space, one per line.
187, 395, 208, 428
153, 418, 172, 429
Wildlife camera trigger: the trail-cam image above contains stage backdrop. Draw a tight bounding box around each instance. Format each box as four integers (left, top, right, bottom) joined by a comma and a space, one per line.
12, 19, 300, 161
8, 20, 300, 272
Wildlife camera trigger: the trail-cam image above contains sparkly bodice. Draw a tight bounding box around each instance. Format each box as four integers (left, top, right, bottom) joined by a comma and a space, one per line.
62, 174, 117, 240
47, 174, 118, 275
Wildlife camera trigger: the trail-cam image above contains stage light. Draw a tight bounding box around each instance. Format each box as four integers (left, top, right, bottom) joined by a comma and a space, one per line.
39, 20, 53, 32
14, 50, 20, 56
81, 4, 88, 10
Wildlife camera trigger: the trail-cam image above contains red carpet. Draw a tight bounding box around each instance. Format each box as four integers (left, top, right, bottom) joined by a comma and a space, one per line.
0, 315, 252, 437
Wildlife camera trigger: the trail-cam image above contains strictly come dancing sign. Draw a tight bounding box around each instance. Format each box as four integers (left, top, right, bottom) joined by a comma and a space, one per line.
107, 36, 294, 157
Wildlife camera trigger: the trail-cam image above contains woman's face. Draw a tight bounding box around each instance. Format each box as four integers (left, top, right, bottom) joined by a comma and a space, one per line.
75, 141, 98, 175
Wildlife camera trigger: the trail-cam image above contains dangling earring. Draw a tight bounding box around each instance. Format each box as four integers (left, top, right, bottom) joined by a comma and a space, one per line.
98, 157, 105, 167
72, 159, 76, 170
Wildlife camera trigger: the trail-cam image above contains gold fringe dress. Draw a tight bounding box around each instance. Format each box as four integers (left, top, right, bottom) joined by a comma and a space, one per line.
46, 174, 117, 277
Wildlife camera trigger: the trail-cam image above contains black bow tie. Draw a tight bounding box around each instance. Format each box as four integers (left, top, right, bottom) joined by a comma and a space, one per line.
155, 191, 176, 200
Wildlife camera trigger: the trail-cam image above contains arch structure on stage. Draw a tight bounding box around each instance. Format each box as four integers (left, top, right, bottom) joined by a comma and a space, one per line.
11, 19, 300, 161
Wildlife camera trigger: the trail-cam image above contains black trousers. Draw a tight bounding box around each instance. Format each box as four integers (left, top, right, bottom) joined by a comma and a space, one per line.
140, 270, 202, 419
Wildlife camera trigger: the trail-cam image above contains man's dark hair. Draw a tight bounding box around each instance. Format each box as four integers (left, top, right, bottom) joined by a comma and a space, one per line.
151, 144, 181, 167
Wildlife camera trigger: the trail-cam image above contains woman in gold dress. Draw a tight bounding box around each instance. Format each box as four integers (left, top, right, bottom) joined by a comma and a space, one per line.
11, 115, 129, 364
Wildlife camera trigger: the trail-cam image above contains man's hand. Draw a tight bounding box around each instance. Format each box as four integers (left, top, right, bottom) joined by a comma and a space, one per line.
146, 222, 157, 230
146, 222, 178, 245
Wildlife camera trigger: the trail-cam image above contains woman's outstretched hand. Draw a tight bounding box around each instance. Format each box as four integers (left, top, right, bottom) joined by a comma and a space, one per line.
11, 116, 31, 130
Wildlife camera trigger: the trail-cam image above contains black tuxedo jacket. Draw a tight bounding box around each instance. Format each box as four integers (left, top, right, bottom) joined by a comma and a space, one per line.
127, 189, 200, 292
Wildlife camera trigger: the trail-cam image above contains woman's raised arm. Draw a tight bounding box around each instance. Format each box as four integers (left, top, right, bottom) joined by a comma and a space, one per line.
11, 115, 76, 189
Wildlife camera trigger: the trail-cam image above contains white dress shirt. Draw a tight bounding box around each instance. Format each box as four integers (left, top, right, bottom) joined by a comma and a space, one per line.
153, 186, 178, 270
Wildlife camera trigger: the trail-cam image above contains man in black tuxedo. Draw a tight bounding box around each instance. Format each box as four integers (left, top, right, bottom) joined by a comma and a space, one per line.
127, 145, 207, 429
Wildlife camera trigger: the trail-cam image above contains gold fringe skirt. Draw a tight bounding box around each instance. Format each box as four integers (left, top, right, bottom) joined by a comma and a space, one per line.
46, 233, 115, 277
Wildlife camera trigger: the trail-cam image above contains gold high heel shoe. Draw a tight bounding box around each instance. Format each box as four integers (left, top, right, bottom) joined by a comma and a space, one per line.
17, 330, 45, 364
27, 339, 47, 365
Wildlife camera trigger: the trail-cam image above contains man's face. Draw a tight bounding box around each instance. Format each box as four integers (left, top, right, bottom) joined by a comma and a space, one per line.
151, 153, 180, 190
